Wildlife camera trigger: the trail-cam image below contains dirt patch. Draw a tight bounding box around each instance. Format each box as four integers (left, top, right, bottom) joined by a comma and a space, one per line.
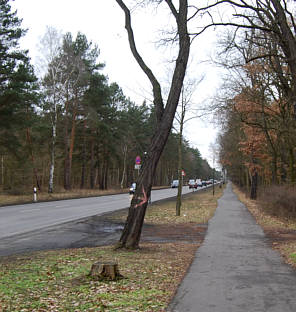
264, 227, 296, 243
142, 223, 207, 244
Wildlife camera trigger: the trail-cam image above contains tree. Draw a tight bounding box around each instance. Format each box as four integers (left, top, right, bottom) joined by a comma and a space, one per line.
56, 32, 102, 190
174, 76, 204, 216
115, 0, 190, 249
0, 0, 38, 153
39, 26, 64, 193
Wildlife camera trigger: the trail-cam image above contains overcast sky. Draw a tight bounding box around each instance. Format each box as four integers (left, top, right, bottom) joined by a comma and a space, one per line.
12, 0, 222, 165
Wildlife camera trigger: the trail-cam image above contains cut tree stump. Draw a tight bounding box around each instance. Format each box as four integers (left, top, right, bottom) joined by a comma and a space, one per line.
89, 262, 122, 280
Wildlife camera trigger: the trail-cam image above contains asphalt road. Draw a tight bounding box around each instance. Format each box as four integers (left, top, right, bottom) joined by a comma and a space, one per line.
0, 186, 198, 239
168, 182, 296, 312
0, 185, 212, 257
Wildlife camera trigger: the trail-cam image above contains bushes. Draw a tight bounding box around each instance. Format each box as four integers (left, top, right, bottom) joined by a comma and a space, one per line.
259, 185, 296, 220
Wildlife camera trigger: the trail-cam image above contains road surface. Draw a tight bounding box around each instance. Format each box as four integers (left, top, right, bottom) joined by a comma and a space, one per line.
0, 185, 210, 240
0, 185, 213, 257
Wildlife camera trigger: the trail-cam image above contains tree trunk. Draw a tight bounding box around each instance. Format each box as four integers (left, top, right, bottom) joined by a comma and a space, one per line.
115, 0, 190, 249
90, 137, 95, 189
26, 128, 41, 191
176, 127, 183, 216
289, 148, 296, 184
250, 171, 258, 200
120, 144, 127, 189
80, 120, 87, 189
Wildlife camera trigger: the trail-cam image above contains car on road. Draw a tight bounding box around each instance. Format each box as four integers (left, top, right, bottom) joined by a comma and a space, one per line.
195, 179, 202, 188
188, 179, 196, 188
171, 180, 179, 188
129, 183, 136, 194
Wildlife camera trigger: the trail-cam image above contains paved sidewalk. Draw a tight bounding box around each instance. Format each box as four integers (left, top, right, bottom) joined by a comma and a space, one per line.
168, 182, 296, 312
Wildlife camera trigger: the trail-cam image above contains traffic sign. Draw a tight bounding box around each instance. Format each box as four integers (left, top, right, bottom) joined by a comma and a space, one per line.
182, 170, 186, 176
135, 155, 141, 165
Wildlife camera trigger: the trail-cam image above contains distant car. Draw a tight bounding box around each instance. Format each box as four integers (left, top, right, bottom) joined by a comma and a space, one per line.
129, 182, 136, 194
188, 179, 196, 188
195, 179, 202, 187
171, 180, 179, 188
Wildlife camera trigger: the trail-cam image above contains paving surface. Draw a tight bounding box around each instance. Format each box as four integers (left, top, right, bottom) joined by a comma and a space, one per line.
168, 182, 296, 312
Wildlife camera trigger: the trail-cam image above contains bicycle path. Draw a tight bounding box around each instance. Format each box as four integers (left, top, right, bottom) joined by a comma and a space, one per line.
168, 182, 296, 312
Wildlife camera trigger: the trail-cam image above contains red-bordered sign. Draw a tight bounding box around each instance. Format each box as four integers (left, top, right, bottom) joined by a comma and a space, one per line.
135, 155, 141, 165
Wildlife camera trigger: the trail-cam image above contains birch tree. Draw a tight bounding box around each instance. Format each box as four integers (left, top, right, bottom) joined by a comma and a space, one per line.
39, 26, 63, 193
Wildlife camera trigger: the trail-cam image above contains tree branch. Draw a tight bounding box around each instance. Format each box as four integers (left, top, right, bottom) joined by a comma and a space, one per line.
115, 0, 164, 123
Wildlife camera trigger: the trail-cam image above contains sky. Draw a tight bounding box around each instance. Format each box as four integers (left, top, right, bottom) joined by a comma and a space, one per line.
11, 0, 223, 165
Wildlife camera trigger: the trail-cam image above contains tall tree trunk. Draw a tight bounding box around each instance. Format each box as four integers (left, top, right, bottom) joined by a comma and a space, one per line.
121, 144, 127, 189
26, 128, 41, 191
90, 136, 95, 189
176, 127, 183, 216
289, 148, 296, 184
250, 171, 258, 200
115, 0, 190, 249
80, 120, 87, 189
48, 120, 56, 193
64, 99, 77, 190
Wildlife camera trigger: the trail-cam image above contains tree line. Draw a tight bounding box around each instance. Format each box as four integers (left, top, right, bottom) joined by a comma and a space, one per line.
0, 0, 214, 194
214, 0, 296, 199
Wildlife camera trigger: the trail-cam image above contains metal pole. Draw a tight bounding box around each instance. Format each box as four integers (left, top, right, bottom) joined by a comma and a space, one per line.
33, 187, 37, 202
212, 167, 215, 196
1, 155, 3, 187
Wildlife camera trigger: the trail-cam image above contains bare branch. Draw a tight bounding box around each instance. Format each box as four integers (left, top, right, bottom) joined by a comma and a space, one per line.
115, 0, 164, 122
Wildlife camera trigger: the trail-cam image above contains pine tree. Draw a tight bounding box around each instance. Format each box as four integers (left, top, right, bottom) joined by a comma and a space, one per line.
0, 0, 38, 152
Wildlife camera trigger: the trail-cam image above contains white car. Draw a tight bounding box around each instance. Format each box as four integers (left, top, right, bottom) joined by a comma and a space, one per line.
129, 183, 136, 194
171, 180, 179, 188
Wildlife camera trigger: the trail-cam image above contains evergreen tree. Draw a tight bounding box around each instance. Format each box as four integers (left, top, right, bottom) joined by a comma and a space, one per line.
0, 0, 38, 152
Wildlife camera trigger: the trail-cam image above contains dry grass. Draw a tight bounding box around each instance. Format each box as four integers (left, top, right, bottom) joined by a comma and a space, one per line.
259, 185, 296, 219
233, 185, 296, 270
0, 188, 128, 206
0, 186, 169, 207
145, 188, 223, 225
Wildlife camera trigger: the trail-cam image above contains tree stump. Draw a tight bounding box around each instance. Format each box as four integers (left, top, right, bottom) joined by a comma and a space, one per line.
89, 262, 122, 280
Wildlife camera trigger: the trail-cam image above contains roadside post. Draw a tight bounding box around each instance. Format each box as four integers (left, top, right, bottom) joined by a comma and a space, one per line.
33, 187, 37, 202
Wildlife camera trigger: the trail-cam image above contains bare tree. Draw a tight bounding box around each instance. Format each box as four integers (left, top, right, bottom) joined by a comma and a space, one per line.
115, 0, 190, 249
174, 77, 204, 216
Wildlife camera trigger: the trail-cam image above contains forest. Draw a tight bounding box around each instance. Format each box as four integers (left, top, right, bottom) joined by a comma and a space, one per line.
214, 0, 296, 217
0, 0, 215, 195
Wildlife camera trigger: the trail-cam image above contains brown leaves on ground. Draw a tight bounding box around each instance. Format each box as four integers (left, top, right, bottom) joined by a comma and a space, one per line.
233, 185, 296, 270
